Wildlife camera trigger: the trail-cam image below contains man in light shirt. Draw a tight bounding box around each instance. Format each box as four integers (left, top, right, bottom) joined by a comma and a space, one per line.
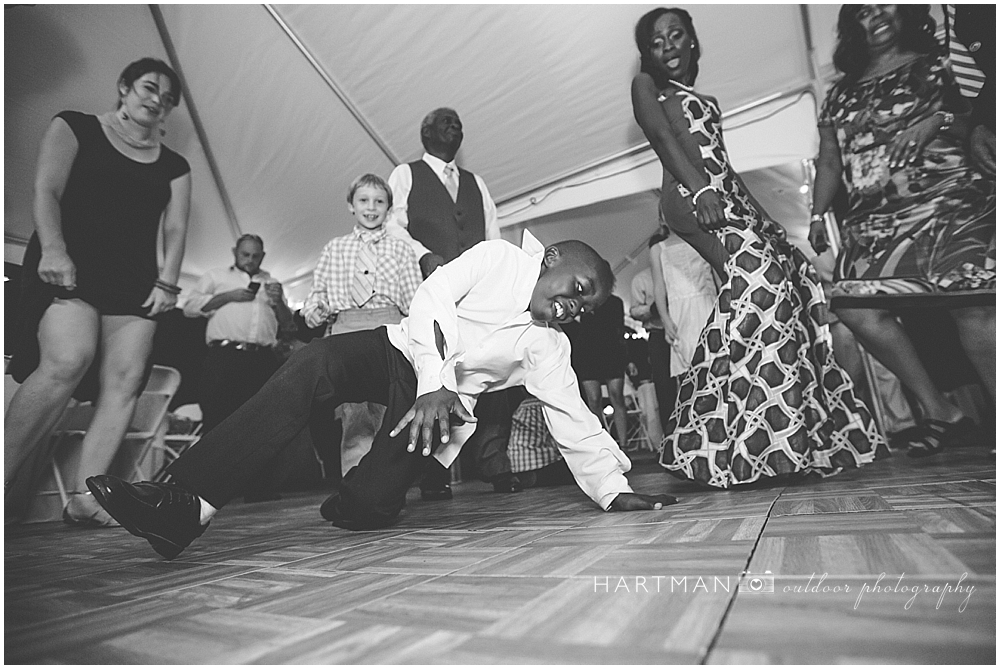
183, 234, 294, 500
87, 237, 677, 561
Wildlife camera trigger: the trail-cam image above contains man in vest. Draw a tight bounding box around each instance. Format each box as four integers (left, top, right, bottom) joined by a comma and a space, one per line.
386, 107, 522, 500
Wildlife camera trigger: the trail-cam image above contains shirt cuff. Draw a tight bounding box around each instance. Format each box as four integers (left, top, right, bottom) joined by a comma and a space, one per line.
595, 473, 633, 511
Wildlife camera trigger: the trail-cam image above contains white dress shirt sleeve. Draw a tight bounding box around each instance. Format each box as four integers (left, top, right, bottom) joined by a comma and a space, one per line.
524, 333, 634, 510
404, 242, 495, 402
385, 163, 432, 260
475, 174, 500, 241
183, 269, 218, 318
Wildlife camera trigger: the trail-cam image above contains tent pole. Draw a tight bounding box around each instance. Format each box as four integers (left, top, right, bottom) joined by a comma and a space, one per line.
263, 4, 400, 166
149, 4, 243, 242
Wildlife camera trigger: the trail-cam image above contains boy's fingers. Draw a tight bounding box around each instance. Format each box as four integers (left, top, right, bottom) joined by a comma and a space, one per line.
438, 414, 451, 445
390, 407, 416, 438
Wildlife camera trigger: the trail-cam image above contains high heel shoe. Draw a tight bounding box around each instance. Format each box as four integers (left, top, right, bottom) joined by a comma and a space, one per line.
62, 492, 121, 528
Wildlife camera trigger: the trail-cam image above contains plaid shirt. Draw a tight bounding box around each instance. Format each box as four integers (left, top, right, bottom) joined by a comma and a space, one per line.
508, 396, 562, 473
302, 225, 422, 333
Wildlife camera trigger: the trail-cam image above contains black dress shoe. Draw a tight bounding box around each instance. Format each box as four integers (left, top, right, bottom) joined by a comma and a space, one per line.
419, 483, 453, 501
320, 492, 398, 531
490, 472, 524, 494
86, 475, 208, 560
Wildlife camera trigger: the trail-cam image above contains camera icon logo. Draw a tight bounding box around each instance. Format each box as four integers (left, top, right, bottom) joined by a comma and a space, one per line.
739, 570, 775, 593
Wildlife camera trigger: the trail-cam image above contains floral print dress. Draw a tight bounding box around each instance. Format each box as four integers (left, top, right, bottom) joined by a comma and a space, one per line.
818, 53, 996, 309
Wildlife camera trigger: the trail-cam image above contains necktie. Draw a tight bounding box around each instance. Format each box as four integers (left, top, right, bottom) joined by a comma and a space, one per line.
351, 240, 377, 307
945, 5, 986, 98
443, 164, 459, 202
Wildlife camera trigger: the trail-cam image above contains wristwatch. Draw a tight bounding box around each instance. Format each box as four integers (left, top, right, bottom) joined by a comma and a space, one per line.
936, 110, 955, 133
810, 213, 826, 225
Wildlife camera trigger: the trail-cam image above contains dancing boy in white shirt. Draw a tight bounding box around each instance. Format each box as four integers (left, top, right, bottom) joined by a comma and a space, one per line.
86, 237, 678, 560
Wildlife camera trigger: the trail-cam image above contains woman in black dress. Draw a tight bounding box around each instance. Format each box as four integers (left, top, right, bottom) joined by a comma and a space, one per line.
562, 294, 630, 448
5, 58, 191, 525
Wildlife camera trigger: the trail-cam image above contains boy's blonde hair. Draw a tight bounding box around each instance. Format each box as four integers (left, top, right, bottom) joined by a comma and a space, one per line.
347, 173, 393, 209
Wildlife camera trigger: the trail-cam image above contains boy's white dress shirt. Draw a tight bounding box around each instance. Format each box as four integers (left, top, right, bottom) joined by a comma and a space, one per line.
386, 239, 634, 510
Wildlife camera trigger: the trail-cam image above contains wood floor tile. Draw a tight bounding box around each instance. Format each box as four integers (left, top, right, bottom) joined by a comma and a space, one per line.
5, 451, 994, 664
709, 578, 995, 664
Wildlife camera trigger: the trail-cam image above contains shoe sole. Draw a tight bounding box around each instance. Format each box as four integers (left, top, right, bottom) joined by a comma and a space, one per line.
86, 478, 185, 560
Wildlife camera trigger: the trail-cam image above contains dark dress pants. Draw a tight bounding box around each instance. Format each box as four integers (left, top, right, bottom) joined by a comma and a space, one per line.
647, 328, 677, 435
461, 385, 529, 481
168, 328, 421, 527
199, 346, 283, 496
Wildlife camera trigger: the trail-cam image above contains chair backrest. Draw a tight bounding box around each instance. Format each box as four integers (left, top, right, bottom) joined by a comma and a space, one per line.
124, 365, 181, 437
52, 365, 182, 438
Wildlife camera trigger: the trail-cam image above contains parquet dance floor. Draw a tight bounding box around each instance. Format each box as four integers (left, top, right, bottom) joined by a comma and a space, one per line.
5, 444, 995, 664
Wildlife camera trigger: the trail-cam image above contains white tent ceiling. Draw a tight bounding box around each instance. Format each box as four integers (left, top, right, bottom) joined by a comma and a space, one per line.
5, 4, 844, 308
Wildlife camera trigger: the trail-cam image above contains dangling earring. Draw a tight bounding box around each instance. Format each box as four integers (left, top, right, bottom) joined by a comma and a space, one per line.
118, 107, 129, 122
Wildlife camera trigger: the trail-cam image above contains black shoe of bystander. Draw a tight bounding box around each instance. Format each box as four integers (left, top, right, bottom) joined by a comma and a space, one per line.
490, 472, 524, 494
86, 475, 208, 560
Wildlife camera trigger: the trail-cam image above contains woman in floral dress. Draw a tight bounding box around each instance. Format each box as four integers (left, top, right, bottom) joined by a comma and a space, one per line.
810, 5, 995, 457
631, 7, 883, 488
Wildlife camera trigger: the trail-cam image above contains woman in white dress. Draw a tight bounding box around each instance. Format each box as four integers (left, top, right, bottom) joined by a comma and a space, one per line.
649, 224, 717, 416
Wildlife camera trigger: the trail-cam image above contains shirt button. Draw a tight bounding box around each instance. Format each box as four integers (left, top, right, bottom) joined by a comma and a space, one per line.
969, 41, 981, 52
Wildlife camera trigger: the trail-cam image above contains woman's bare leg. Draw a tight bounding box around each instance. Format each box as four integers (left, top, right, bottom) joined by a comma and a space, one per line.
951, 306, 995, 402
4, 299, 98, 484
605, 376, 629, 448
836, 307, 962, 422
70, 315, 157, 494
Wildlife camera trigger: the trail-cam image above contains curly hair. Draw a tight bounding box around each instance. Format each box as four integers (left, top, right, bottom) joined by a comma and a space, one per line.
833, 5, 939, 81
634, 7, 701, 89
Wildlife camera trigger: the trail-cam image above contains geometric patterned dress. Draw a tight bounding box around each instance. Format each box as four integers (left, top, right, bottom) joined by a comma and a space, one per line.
657, 82, 886, 488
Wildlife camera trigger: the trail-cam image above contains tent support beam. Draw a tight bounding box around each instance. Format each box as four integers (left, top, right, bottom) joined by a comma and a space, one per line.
263, 5, 400, 166
149, 4, 243, 242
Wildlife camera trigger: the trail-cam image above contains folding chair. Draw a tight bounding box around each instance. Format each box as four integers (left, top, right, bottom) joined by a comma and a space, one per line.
47, 365, 182, 508
622, 379, 656, 452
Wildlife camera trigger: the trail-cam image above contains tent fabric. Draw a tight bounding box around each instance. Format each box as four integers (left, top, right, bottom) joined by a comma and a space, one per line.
5, 5, 845, 309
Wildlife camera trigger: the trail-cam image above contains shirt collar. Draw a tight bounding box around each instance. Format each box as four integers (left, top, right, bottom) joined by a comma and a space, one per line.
353, 224, 387, 244
231, 264, 264, 279
422, 152, 457, 179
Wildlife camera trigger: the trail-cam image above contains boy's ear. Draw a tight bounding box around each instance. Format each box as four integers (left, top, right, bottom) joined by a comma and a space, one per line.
542, 245, 561, 268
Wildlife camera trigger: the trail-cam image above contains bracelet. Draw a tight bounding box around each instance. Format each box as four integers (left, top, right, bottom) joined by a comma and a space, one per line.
691, 185, 716, 206
936, 110, 954, 133
154, 279, 182, 295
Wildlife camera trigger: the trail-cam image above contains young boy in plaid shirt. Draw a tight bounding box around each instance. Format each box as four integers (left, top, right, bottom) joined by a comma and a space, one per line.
300, 173, 423, 475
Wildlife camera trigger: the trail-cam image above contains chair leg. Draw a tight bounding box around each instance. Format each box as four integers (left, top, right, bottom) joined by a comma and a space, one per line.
50, 454, 70, 511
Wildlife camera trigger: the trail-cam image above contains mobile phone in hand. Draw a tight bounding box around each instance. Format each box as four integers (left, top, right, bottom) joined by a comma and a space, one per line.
248, 281, 261, 295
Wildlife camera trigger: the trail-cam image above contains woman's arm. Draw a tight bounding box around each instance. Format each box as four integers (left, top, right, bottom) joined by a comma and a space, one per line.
648, 245, 677, 344
631, 74, 725, 228
33, 117, 79, 288
808, 125, 844, 254
145, 172, 191, 315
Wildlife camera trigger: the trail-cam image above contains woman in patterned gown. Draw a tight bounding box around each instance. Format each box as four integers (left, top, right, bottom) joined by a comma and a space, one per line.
810, 5, 995, 458
630, 7, 884, 488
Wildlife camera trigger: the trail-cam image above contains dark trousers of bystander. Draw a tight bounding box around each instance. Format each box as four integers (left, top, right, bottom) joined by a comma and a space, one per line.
170, 328, 425, 528
647, 328, 677, 436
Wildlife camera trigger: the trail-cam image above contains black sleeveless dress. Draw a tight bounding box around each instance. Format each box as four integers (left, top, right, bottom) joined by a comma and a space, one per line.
9, 111, 190, 400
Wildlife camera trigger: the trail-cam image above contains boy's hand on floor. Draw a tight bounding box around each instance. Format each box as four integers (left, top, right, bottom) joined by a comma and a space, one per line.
609, 492, 678, 511
390, 388, 477, 456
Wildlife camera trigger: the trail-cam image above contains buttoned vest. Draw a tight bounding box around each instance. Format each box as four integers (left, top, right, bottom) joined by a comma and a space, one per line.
407, 160, 486, 263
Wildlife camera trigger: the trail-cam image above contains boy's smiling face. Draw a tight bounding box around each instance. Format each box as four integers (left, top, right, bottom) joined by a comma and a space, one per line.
349, 184, 390, 230
530, 247, 610, 325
